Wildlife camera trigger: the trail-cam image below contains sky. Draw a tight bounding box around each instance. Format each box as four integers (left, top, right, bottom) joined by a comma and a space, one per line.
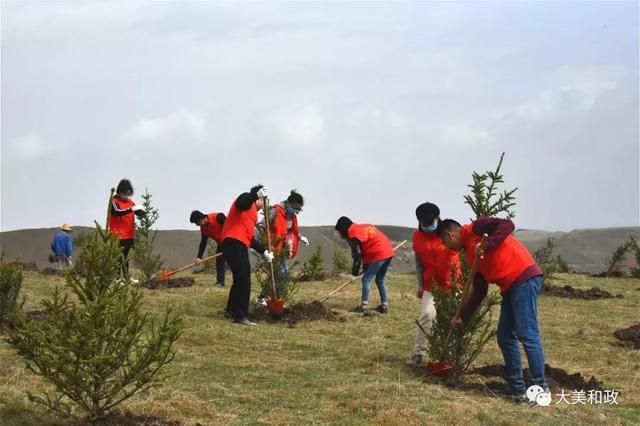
1, 1, 638, 232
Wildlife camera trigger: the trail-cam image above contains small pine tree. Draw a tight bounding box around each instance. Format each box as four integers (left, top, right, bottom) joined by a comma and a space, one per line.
331, 244, 351, 276
9, 227, 183, 422
605, 239, 632, 277
298, 246, 326, 282
533, 238, 570, 280
425, 274, 499, 382
0, 254, 24, 324
132, 189, 164, 284
254, 241, 300, 303
464, 152, 518, 219
628, 236, 640, 279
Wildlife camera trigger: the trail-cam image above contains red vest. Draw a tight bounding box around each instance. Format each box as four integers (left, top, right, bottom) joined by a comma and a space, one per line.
109, 196, 135, 240
461, 224, 537, 293
413, 230, 462, 292
347, 224, 394, 265
201, 212, 224, 245
272, 204, 299, 259
220, 198, 258, 247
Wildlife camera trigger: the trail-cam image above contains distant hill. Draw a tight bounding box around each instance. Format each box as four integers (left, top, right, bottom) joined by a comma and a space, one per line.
1, 225, 638, 274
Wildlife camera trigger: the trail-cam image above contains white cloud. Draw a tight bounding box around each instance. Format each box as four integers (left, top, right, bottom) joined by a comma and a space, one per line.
264, 106, 325, 146
122, 109, 207, 148
7, 131, 45, 158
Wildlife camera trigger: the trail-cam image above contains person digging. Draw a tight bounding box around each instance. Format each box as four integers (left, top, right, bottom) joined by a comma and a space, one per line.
438, 217, 549, 405
50, 223, 74, 271
220, 185, 274, 326
255, 189, 310, 305
406, 202, 462, 368
109, 178, 146, 282
334, 216, 394, 314
190, 210, 227, 288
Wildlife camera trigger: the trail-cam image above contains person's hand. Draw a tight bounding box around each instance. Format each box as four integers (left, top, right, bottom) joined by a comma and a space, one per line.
263, 250, 274, 263
195, 258, 203, 265
300, 236, 309, 246
257, 186, 269, 199
450, 316, 463, 329
416, 287, 424, 299
131, 205, 144, 212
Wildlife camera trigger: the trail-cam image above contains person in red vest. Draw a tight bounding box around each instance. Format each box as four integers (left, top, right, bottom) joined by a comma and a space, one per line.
335, 216, 394, 314
406, 202, 462, 368
109, 178, 146, 281
438, 217, 548, 404
255, 190, 309, 305
220, 184, 274, 326
190, 210, 227, 288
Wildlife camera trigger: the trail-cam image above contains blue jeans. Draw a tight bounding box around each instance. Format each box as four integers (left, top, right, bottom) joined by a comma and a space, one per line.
361, 258, 392, 305
497, 276, 547, 393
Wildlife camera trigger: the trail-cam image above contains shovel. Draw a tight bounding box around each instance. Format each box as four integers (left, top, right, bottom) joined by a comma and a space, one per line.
262, 197, 285, 316
156, 253, 222, 281
320, 240, 408, 303
426, 234, 487, 377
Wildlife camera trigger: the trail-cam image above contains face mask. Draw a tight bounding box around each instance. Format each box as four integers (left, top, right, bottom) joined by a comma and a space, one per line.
420, 222, 437, 233
285, 206, 296, 216
119, 194, 130, 201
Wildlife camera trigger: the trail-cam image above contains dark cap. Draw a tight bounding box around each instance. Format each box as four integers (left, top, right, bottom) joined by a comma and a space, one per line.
415, 202, 440, 225
334, 216, 353, 236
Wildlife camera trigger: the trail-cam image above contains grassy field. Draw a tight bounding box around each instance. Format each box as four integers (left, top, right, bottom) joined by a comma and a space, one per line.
1, 271, 639, 425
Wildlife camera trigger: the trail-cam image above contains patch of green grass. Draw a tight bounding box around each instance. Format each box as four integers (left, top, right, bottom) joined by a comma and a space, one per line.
1, 272, 639, 425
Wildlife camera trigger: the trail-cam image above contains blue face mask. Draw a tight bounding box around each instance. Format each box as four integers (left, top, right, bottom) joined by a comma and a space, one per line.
119, 194, 130, 201
420, 222, 437, 233
285, 206, 298, 216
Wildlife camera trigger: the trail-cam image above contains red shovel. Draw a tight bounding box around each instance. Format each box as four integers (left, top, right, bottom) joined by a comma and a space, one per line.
262, 197, 285, 316
156, 253, 221, 281
426, 234, 487, 377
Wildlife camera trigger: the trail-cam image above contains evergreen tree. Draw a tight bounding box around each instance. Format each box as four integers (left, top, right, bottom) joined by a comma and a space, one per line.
0, 254, 24, 324
298, 246, 326, 282
132, 189, 164, 284
9, 226, 183, 423
464, 152, 517, 219
605, 239, 632, 277
331, 244, 351, 276
628, 236, 640, 279
533, 238, 571, 281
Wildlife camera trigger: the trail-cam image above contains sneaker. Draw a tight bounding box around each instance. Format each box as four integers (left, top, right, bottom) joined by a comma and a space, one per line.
234, 317, 257, 326
507, 393, 529, 405
256, 297, 267, 307
405, 354, 423, 367
374, 304, 389, 314
215, 283, 225, 288
350, 305, 369, 313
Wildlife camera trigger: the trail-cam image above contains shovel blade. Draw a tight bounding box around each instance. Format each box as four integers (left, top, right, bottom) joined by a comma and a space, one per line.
426, 360, 453, 377
266, 298, 285, 316
157, 270, 175, 281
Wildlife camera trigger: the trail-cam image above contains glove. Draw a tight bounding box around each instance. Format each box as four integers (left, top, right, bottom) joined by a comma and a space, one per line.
131, 205, 145, 212
299, 236, 309, 246
263, 250, 274, 263
194, 258, 203, 265
257, 186, 269, 199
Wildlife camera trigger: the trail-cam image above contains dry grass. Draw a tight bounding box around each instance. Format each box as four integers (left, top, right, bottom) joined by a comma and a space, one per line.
1, 271, 639, 425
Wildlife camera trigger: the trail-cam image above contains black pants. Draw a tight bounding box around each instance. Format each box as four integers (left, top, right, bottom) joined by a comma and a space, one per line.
221, 238, 251, 319
215, 245, 226, 286
119, 238, 134, 278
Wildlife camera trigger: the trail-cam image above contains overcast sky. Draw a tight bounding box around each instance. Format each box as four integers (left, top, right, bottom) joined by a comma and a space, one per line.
1, 1, 638, 232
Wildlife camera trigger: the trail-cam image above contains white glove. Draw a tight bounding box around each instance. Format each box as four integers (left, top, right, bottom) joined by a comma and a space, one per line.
257, 186, 269, 199
299, 236, 309, 246
131, 205, 145, 212
263, 250, 274, 263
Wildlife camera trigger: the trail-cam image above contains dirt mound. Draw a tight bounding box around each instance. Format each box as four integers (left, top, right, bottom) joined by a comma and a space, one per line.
40, 267, 62, 276
470, 364, 603, 392
542, 284, 622, 300
144, 276, 196, 290
590, 271, 626, 278
255, 300, 345, 326
613, 323, 640, 349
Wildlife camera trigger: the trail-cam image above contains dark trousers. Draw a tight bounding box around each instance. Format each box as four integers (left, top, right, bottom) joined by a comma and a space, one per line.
215, 245, 226, 286
119, 238, 134, 278
222, 238, 251, 319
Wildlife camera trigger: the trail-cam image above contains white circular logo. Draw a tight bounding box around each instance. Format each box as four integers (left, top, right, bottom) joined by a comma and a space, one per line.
526, 385, 551, 407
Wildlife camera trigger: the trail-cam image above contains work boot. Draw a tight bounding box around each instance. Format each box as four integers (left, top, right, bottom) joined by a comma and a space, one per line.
350, 305, 369, 313
234, 317, 257, 326
374, 304, 389, 314
405, 354, 423, 367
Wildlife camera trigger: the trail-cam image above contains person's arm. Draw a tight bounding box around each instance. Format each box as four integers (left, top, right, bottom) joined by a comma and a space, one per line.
348, 238, 362, 276
459, 273, 489, 322
250, 237, 266, 254
66, 235, 73, 256
472, 217, 515, 251
111, 199, 132, 216
415, 253, 425, 289
197, 233, 208, 259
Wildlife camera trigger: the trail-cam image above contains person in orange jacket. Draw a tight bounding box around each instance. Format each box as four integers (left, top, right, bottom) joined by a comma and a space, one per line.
335, 216, 394, 314
109, 179, 146, 281
220, 185, 274, 326
439, 217, 548, 404
406, 202, 461, 367
190, 210, 227, 288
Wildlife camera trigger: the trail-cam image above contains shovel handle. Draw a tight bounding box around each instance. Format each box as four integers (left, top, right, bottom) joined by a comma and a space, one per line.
161, 253, 222, 279
320, 239, 408, 303
262, 197, 278, 299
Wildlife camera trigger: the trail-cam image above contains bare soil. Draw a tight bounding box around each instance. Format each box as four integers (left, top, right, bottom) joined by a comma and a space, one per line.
144, 277, 196, 290
542, 284, 622, 300
613, 323, 640, 349
254, 300, 345, 326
